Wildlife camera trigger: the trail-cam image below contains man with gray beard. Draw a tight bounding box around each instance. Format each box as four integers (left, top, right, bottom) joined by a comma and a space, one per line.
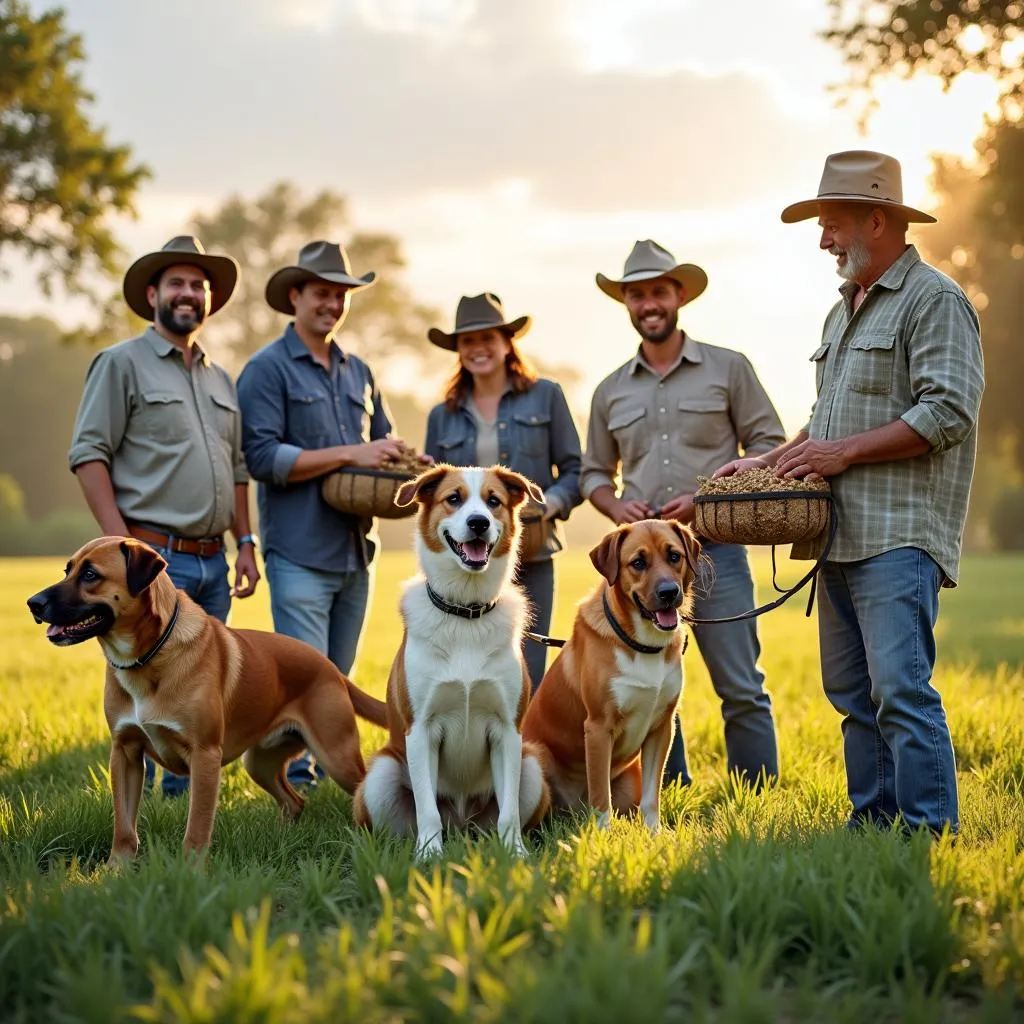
716, 151, 985, 835
70, 235, 260, 798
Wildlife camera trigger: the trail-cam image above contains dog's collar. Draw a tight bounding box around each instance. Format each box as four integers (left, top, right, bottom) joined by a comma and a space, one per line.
106, 600, 180, 670
425, 583, 497, 620
602, 590, 667, 655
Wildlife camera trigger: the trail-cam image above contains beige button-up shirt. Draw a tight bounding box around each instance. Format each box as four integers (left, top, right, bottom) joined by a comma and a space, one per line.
581, 336, 786, 509
69, 328, 248, 538
792, 246, 984, 585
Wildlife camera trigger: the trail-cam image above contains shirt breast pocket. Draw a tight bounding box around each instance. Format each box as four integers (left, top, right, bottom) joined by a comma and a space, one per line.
809, 342, 830, 394
848, 332, 896, 395
675, 398, 731, 449
608, 405, 648, 463
287, 392, 330, 447
209, 392, 238, 444
138, 390, 188, 444
512, 411, 550, 458
436, 430, 473, 464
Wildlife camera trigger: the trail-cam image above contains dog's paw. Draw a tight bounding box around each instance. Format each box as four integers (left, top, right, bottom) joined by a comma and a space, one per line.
414, 833, 444, 860
644, 814, 661, 835
596, 810, 611, 831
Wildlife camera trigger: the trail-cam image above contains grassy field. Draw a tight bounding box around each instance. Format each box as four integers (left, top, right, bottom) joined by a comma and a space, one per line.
1, 549, 1022, 1022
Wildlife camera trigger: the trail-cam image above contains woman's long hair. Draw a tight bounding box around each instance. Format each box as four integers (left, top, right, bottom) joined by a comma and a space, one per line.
443, 331, 538, 412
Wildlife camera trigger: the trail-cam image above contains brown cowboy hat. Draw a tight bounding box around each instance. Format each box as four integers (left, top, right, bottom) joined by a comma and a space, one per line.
781, 150, 936, 224
265, 240, 376, 315
122, 236, 239, 321
428, 293, 532, 352
596, 239, 708, 305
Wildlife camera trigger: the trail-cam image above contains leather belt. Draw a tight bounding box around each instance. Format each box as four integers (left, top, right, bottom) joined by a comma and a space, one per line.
126, 524, 224, 558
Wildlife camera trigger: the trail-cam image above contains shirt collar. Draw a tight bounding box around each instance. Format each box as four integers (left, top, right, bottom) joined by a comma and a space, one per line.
283, 322, 345, 364
143, 326, 209, 366
457, 379, 515, 410
838, 244, 921, 304
628, 333, 702, 377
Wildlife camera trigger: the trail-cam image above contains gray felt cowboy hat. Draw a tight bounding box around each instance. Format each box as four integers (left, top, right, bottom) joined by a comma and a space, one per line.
596, 240, 708, 305
265, 240, 377, 316
122, 235, 240, 321
781, 150, 937, 224
428, 293, 532, 352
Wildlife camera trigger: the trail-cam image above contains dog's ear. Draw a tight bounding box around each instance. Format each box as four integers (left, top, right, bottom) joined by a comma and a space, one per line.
493, 467, 545, 508
120, 540, 167, 597
589, 527, 627, 586
396, 464, 449, 507
666, 520, 702, 582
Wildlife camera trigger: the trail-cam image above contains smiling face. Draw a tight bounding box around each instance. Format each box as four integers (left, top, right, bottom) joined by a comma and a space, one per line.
26, 538, 168, 647
148, 264, 211, 336
290, 279, 351, 338
590, 520, 700, 634
622, 277, 684, 344
456, 328, 511, 379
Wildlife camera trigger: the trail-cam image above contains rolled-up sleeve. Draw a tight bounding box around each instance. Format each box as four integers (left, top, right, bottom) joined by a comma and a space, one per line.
237, 360, 302, 486
68, 351, 129, 471
544, 383, 582, 518
580, 382, 618, 500
730, 354, 787, 455
901, 291, 984, 453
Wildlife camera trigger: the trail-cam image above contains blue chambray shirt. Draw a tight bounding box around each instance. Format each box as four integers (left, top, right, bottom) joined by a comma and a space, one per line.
237, 324, 394, 573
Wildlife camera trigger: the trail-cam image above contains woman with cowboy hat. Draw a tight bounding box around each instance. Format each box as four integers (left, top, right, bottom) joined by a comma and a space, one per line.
424, 292, 583, 692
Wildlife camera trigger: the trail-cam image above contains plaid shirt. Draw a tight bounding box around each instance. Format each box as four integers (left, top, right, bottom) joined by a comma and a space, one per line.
792, 246, 984, 586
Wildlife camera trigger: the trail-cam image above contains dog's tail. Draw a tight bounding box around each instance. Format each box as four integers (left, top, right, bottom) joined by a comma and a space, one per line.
344, 677, 388, 727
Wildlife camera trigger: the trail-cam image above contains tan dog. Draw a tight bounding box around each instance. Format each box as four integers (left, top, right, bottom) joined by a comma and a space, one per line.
353, 465, 551, 858
522, 519, 700, 832
27, 537, 388, 861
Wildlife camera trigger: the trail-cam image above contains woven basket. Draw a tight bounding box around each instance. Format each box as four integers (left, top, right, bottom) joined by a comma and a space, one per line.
693, 489, 831, 546
321, 468, 417, 520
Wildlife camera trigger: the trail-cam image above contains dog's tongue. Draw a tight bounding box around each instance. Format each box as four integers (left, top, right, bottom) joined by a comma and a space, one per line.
45, 624, 65, 639
654, 608, 678, 630
463, 539, 489, 563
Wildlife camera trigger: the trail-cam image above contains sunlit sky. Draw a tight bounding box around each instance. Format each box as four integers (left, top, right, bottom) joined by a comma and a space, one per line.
0, 0, 1008, 433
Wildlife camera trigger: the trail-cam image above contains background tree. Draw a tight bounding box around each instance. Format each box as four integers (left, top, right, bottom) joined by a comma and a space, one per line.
0, 0, 149, 295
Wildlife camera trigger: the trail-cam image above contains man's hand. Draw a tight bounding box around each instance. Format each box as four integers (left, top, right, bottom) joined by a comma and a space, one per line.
232, 545, 261, 599
775, 438, 852, 479
611, 498, 655, 525
712, 456, 768, 480
350, 438, 409, 469
657, 493, 695, 524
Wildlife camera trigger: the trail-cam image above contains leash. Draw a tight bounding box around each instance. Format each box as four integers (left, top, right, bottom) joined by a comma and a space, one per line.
105, 600, 181, 670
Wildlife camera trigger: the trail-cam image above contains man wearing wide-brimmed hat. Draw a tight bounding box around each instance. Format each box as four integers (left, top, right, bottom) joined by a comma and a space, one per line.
69, 235, 261, 797
716, 150, 985, 835
237, 240, 413, 788
582, 239, 786, 791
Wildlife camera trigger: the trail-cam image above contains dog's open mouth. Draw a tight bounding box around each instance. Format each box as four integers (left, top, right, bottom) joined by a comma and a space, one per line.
42, 612, 110, 646
633, 594, 680, 632
444, 531, 493, 570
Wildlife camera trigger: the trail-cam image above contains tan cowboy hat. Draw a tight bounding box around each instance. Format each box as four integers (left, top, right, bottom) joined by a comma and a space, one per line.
596, 240, 708, 305
781, 150, 937, 224
428, 293, 532, 352
122, 235, 239, 321
265, 240, 376, 315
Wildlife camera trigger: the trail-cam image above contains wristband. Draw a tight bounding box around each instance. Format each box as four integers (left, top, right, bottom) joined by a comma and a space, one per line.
237, 534, 258, 549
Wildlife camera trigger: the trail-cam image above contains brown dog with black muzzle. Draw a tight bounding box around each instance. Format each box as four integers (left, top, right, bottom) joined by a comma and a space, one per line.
27, 536, 388, 862
522, 519, 700, 833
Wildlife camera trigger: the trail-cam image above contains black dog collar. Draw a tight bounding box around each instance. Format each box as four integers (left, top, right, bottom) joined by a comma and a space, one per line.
426, 583, 497, 621
106, 600, 181, 670
602, 590, 671, 656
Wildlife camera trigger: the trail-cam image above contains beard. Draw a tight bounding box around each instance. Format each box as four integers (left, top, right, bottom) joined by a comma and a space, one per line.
629, 308, 678, 344
156, 297, 205, 336
831, 235, 871, 282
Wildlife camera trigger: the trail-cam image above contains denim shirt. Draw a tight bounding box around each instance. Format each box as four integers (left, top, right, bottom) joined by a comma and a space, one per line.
237, 325, 393, 573
424, 377, 582, 560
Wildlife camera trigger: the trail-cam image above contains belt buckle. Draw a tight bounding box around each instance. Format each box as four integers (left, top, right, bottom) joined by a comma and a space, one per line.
198, 537, 219, 557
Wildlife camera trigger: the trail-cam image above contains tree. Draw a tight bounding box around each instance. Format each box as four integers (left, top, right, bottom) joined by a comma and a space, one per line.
0, 0, 149, 295
189, 181, 441, 370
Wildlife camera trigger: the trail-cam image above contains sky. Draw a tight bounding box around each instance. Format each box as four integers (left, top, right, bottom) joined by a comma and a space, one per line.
1, 0, 1008, 433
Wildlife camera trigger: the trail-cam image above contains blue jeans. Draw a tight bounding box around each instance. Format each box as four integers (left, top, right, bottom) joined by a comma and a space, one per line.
517, 558, 555, 693
144, 547, 231, 796
664, 541, 779, 790
264, 551, 373, 785
817, 547, 957, 834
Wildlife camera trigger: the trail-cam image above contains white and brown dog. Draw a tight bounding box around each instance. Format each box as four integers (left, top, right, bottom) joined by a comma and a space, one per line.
353, 465, 552, 858
523, 519, 700, 833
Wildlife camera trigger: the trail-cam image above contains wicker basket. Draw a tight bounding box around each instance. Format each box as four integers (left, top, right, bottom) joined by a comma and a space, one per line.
693, 488, 832, 546
321, 467, 418, 520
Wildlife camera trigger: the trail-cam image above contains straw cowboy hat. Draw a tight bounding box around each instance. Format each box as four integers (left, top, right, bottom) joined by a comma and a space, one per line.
122, 236, 239, 321
265, 240, 376, 316
781, 150, 937, 225
596, 240, 708, 305
428, 293, 532, 352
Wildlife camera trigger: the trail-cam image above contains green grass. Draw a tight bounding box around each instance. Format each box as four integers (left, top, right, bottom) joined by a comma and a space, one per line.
1, 550, 1022, 1022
